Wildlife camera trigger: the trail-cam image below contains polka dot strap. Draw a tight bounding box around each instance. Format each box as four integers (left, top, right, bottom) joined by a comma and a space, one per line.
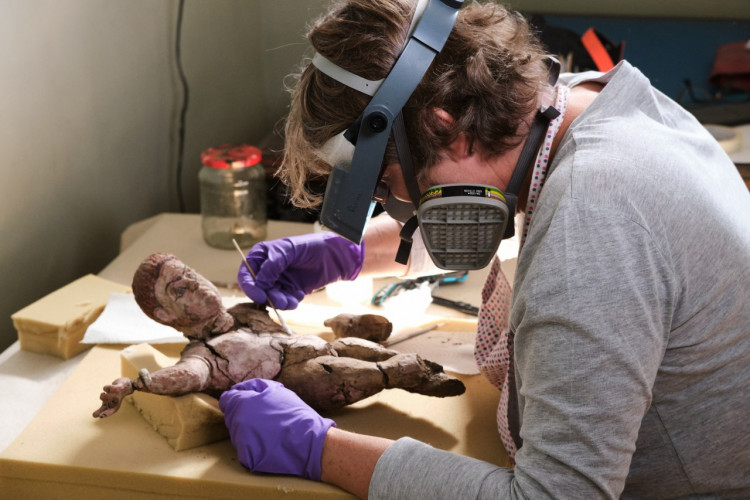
521, 85, 570, 247
474, 85, 570, 459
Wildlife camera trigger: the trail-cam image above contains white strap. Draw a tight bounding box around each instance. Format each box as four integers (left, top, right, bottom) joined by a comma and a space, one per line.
311, 0, 430, 96
317, 130, 355, 166
311, 53, 384, 96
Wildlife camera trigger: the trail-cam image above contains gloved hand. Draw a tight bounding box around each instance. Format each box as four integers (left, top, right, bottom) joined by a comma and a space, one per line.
238, 232, 365, 309
219, 379, 336, 480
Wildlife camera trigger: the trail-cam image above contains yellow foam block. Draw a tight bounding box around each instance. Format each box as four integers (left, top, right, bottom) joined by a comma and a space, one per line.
11, 274, 130, 359
120, 344, 228, 451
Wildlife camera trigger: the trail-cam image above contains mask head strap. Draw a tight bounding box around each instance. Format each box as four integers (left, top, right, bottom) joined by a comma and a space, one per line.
501, 57, 561, 238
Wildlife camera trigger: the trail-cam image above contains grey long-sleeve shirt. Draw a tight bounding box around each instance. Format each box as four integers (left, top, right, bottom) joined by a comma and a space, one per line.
369, 61, 750, 499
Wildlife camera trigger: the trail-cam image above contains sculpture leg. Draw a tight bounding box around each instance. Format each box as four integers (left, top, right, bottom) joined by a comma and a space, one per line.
277, 352, 465, 412
329, 337, 399, 362
330, 340, 465, 398
376, 353, 465, 398
277, 355, 387, 412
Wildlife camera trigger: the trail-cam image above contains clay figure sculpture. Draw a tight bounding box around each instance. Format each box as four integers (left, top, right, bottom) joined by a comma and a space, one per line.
93, 253, 464, 418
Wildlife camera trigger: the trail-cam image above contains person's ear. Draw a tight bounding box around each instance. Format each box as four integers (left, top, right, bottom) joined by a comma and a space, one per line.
433, 108, 470, 160
433, 107, 454, 125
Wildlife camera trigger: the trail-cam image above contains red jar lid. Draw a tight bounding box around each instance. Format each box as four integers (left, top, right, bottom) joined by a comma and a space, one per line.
201, 144, 262, 169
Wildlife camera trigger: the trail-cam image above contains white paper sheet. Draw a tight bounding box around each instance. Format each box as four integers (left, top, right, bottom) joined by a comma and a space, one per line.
82, 293, 188, 345
389, 329, 479, 375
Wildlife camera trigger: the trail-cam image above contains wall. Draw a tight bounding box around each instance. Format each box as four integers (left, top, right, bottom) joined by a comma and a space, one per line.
0, 0, 167, 352
258, 0, 331, 135
535, 16, 750, 102
0, 0, 325, 353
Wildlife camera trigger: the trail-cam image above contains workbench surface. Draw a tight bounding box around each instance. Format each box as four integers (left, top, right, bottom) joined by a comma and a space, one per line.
0, 213, 516, 498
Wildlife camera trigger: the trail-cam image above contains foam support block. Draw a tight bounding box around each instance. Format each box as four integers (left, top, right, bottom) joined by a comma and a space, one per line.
120, 343, 228, 451
11, 275, 130, 359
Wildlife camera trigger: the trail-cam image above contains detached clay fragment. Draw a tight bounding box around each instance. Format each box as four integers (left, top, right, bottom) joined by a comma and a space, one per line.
93, 253, 465, 430
324, 313, 393, 342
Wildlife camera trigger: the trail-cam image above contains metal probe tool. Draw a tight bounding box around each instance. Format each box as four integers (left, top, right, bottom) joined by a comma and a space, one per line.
232, 238, 293, 335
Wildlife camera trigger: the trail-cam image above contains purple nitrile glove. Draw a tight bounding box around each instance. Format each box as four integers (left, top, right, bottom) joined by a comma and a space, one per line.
219, 379, 336, 480
237, 232, 365, 310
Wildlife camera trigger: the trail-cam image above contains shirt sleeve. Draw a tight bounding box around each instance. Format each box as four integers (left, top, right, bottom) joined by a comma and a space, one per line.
369, 201, 675, 499
369, 437, 516, 499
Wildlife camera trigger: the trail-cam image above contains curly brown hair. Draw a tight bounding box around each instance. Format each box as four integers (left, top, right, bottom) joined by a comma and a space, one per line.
280, 0, 549, 208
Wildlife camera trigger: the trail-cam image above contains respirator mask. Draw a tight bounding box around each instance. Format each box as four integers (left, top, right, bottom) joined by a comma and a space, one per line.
313, 0, 560, 270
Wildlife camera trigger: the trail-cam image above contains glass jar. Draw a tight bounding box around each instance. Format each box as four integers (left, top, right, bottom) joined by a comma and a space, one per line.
199, 144, 267, 249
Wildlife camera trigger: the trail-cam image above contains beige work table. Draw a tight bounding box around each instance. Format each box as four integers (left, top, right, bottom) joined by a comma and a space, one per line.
0, 213, 514, 499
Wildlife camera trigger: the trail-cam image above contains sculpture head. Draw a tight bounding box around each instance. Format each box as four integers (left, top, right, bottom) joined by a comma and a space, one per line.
132, 253, 234, 337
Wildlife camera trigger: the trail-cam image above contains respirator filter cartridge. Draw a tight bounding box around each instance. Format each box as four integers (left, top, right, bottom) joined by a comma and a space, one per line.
417, 185, 509, 270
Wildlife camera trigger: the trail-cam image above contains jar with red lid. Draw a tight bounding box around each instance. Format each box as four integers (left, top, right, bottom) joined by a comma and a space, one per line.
198, 144, 267, 249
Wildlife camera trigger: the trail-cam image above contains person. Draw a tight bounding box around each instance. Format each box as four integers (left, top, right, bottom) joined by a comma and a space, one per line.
220, 0, 750, 498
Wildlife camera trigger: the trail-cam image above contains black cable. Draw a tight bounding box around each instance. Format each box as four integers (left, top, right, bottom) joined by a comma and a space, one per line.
174, 0, 189, 213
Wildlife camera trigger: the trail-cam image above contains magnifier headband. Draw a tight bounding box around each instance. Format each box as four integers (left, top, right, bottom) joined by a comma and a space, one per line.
316, 130, 355, 169
315, 0, 464, 243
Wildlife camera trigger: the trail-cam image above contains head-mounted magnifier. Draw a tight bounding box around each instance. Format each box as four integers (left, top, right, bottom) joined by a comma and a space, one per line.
316, 0, 463, 244
315, 0, 560, 270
